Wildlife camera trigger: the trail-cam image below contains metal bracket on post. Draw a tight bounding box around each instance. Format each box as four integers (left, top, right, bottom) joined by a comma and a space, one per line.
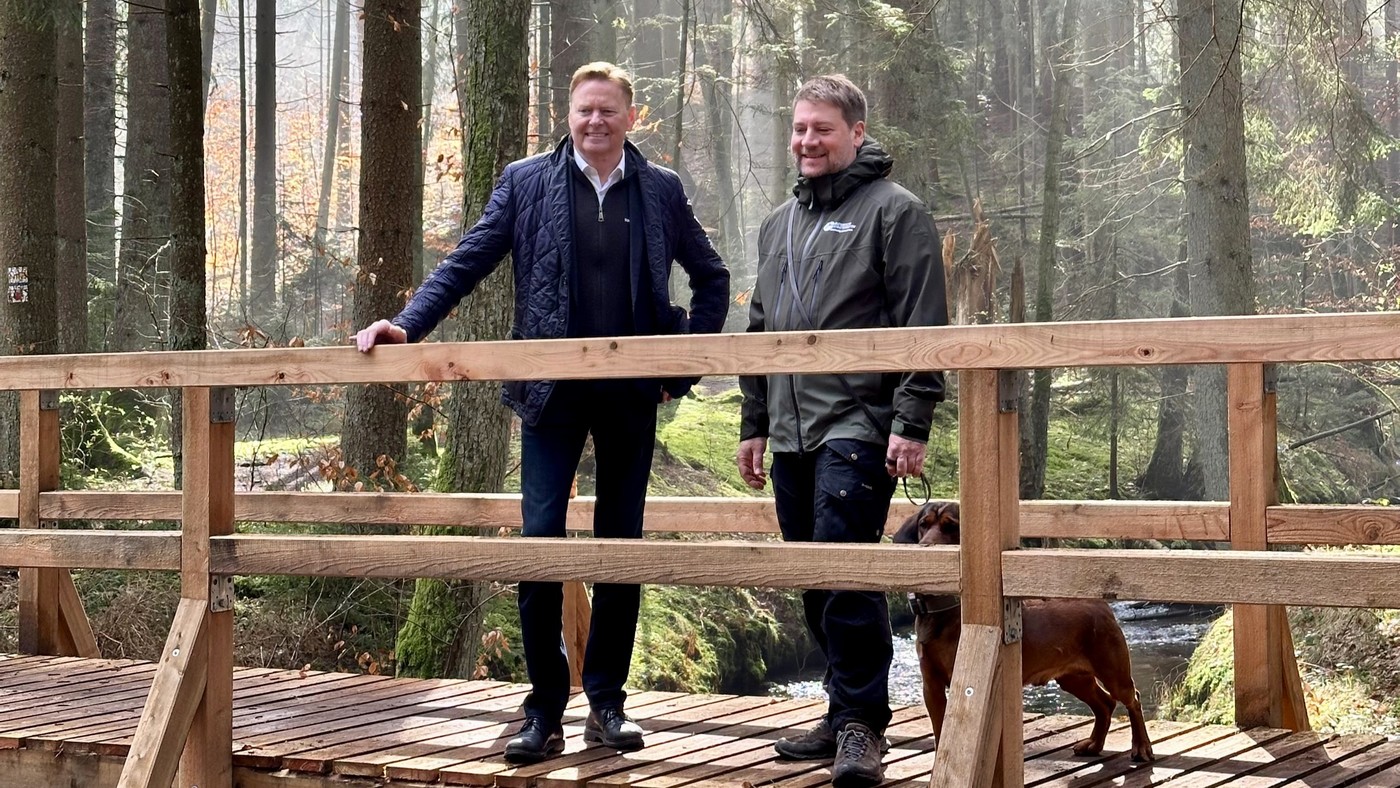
210, 576, 235, 613
210, 387, 236, 423
998, 370, 1019, 413
1263, 364, 1278, 395
1003, 598, 1023, 644
38, 390, 59, 411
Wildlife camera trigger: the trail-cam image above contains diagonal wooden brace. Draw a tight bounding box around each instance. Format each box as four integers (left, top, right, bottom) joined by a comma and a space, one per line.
928, 624, 1005, 788
117, 597, 209, 788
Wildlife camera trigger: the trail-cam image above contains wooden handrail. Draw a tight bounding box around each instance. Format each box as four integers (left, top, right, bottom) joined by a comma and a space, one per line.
0, 312, 1398, 390
15, 488, 1400, 544
9, 315, 1400, 787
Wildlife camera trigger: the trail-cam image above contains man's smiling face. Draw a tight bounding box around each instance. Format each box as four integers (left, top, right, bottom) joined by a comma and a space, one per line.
569, 78, 637, 169
790, 99, 865, 178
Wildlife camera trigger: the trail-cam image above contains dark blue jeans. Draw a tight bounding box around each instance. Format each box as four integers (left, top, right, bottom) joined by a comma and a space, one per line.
517, 381, 657, 722
772, 438, 896, 734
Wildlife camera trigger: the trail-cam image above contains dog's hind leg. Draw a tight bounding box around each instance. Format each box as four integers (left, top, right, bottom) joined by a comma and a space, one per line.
1057, 673, 1117, 756
1099, 675, 1154, 762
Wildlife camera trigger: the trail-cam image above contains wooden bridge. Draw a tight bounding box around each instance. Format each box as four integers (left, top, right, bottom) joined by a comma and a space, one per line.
2, 313, 1400, 787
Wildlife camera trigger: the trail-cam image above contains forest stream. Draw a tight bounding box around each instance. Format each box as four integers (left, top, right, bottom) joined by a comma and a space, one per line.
773, 602, 1221, 717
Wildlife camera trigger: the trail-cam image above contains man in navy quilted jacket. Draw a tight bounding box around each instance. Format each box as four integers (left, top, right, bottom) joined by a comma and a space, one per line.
354, 62, 729, 763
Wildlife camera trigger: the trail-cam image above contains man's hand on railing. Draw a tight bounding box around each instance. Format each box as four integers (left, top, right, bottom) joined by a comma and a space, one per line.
354, 320, 408, 352
738, 437, 768, 490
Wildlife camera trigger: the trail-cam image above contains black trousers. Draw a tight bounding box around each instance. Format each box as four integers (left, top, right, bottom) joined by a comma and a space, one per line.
516, 381, 657, 722
771, 437, 896, 734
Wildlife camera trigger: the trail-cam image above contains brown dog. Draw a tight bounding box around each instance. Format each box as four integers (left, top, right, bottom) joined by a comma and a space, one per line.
892, 500, 1154, 762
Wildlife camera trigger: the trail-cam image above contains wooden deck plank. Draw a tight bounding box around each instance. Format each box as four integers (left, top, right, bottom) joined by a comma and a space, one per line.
12, 667, 288, 750
555, 697, 829, 788
382, 690, 605, 782
1022, 721, 1198, 785
1034, 723, 1243, 787
1213, 733, 1385, 787
1112, 727, 1296, 787
1347, 751, 1400, 788
1147, 730, 1336, 788
494, 695, 790, 788
870, 715, 1088, 788
1284, 740, 1400, 786
275, 682, 529, 772
22, 668, 322, 754
434, 691, 728, 786
21, 667, 371, 756
0, 655, 1395, 787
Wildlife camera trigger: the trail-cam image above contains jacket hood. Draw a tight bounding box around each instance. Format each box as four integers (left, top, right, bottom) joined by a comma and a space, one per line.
793, 138, 894, 209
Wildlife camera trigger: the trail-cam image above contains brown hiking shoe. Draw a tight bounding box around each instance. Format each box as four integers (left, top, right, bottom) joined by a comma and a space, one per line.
831, 722, 883, 788
775, 717, 838, 761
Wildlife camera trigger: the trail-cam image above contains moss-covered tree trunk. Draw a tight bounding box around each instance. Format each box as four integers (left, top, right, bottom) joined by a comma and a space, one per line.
395, 0, 528, 679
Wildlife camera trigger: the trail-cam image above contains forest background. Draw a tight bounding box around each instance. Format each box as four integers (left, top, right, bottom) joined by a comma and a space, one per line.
0, 0, 1398, 732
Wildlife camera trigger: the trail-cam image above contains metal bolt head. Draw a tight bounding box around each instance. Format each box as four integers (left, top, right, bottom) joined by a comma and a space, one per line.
964, 687, 974, 697
172, 648, 181, 657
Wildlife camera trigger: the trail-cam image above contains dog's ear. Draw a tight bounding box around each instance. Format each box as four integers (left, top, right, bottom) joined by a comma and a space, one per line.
936, 502, 961, 541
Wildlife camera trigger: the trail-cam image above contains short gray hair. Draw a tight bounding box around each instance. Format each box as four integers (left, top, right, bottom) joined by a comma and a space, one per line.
793, 74, 866, 126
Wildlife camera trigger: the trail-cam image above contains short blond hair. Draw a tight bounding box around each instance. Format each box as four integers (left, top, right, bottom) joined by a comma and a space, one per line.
570, 61, 635, 105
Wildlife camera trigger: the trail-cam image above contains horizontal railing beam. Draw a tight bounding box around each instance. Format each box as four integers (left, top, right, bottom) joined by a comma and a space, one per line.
0, 530, 181, 570
1006, 548, 1400, 607
211, 535, 963, 593
32, 491, 1234, 540
2, 312, 1400, 391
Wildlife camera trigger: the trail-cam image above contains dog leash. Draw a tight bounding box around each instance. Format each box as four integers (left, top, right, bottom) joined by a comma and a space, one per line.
902, 474, 931, 506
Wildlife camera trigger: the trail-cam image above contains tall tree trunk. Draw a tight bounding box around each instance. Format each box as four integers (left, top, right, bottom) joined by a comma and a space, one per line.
168, 0, 208, 487
0, 0, 59, 488
250, 0, 278, 329
108, 0, 171, 353
419, 0, 442, 286
593, 0, 617, 62
550, 0, 593, 141
313, 0, 351, 338
699, 0, 742, 278
396, 0, 528, 680
766, 8, 795, 210
1022, 0, 1077, 500
1179, 0, 1252, 501
535, 1, 552, 151
671, 0, 691, 174
55, 0, 87, 354
341, 0, 420, 495
238, 0, 249, 315
84, 0, 118, 291
1138, 259, 1191, 499
201, 0, 217, 105
1388, 0, 1399, 246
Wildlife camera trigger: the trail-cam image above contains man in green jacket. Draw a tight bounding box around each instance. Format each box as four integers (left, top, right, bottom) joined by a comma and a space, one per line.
737, 74, 948, 788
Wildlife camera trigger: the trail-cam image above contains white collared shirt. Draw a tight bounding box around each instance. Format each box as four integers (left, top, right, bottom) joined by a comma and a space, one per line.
574, 148, 626, 203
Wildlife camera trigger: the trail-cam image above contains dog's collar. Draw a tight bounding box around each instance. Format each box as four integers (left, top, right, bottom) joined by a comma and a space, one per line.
908, 593, 961, 616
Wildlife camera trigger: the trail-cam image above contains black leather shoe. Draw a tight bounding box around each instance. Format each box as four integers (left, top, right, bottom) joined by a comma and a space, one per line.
831, 722, 884, 788
584, 707, 645, 751
504, 717, 565, 764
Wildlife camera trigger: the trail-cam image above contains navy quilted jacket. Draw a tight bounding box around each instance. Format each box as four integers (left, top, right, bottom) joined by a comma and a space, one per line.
392, 137, 730, 425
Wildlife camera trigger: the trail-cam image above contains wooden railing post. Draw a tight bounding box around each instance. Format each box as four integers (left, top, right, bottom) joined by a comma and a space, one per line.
931, 369, 1022, 788
179, 386, 236, 787
119, 387, 235, 788
18, 389, 97, 657
1228, 364, 1308, 730
563, 581, 590, 687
